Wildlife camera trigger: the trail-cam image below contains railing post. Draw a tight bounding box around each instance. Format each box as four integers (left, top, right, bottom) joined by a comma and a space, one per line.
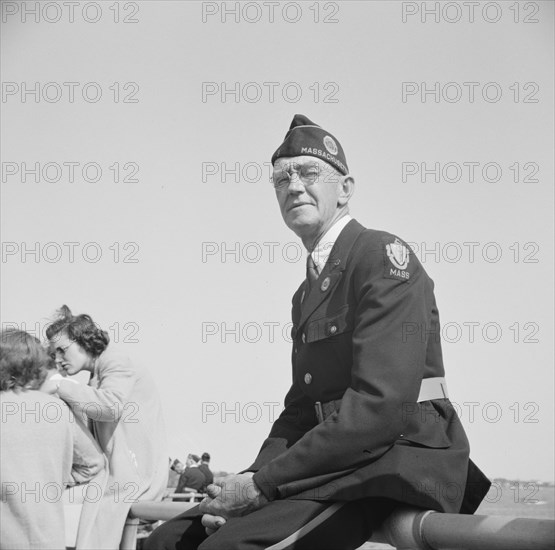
373, 507, 434, 549
422, 513, 555, 550
120, 517, 139, 550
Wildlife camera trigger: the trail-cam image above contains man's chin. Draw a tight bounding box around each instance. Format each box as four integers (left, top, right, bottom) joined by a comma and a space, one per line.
286, 211, 314, 229
286, 219, 311, 237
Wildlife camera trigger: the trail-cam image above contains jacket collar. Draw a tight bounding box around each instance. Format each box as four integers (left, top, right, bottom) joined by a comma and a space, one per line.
298, 219, 365, 329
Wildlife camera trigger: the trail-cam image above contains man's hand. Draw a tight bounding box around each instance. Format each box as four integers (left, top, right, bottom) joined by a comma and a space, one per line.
201, 513, 226, 536
201, 485, 227, 535
199, 473, 268, 521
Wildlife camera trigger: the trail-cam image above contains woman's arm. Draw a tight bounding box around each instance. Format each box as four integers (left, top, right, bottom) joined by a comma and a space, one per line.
68, 406, 107, 484
57, 350, 136, 423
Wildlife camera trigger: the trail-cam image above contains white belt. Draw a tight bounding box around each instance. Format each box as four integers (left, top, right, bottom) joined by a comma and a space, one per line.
417, 377, 449, 402
315, 377, 449, 423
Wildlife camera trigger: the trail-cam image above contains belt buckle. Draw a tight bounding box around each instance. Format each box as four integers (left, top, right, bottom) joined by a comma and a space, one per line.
315, 401, 324, 423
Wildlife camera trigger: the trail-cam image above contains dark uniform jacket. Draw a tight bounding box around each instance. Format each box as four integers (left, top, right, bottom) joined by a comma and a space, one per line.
251, 219, 490, 513
198, 463, 214, 491
176, 467, 206, 493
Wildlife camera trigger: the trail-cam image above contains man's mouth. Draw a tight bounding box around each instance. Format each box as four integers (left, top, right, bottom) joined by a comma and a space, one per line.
288, 202, 311, 211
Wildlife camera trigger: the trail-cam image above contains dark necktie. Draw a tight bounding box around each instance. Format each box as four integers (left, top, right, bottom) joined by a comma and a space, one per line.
306, 254, 318, 292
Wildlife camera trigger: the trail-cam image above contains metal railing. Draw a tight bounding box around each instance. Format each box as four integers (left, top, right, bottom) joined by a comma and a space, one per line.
163, 491, 207, 503
120, 502, 555, 550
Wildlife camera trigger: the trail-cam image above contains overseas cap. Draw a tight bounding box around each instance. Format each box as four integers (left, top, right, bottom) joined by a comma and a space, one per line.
188, 454, 200, 462
271, 114, 348, 175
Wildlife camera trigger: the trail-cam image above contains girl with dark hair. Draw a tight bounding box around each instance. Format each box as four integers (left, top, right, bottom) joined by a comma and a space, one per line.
44, 306, 168, 549
0, 329, 105, 550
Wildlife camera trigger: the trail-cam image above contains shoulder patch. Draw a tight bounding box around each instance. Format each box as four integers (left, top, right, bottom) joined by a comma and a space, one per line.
383, 237, 411, 281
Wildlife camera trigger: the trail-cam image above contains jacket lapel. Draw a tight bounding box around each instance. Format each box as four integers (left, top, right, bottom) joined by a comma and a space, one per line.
298, 219, 365, 329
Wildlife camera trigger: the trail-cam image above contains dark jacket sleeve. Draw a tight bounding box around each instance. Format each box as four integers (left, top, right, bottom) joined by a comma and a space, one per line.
176, 471, 191, 493
245, 380, 317, 472
253, 233, 434, 500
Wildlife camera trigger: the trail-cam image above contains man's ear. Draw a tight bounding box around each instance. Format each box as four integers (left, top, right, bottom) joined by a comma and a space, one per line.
338, 175, 355, 206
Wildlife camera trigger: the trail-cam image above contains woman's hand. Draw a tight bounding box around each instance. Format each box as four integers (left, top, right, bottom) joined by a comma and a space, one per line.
39, 374, 60, 394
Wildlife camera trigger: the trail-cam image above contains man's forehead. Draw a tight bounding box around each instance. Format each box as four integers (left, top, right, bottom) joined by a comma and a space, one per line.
273, 156, 328, 171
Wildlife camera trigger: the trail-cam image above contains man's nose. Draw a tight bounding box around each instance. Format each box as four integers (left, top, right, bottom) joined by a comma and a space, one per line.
286, 173, 305, 194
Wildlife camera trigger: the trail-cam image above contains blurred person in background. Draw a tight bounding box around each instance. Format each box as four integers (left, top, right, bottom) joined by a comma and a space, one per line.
43, 305, 168, 549
176, 455, 205, 494
166, 459, 184, 493
0, 329, 105, 550
171, 459, 185, 475
198, 453, 213, 492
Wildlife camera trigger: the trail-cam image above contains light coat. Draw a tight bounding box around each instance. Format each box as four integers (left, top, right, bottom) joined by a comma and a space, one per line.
0, 390, 105, 550
58, 346, 168, 549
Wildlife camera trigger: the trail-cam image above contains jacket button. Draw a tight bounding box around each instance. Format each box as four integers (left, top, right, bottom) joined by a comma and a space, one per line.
301, 333, 306, 343
304, 373, 312, 384
329, 325, 337, 335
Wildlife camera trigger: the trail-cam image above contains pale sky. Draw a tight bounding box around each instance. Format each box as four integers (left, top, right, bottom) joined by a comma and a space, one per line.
1, 1, 553, 482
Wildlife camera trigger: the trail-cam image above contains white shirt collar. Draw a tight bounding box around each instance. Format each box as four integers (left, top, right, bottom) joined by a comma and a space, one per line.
310, 215, 352, 274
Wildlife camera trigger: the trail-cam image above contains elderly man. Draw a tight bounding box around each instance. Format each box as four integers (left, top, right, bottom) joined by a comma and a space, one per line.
145, 115, 490, 550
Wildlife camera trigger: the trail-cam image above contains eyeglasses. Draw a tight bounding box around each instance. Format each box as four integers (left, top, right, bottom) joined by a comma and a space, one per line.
54, 341, 76, 357
272, 163, 323, 190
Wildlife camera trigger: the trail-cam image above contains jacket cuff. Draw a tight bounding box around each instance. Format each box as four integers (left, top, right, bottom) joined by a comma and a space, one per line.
238, 467, 257, 475
252, 469, 280, 501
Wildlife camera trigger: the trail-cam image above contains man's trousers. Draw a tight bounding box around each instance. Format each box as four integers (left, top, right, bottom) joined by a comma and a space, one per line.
143, 497, 396, 550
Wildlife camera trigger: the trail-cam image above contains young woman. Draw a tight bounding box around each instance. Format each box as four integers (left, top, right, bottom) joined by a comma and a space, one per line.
44, 306, 168, 549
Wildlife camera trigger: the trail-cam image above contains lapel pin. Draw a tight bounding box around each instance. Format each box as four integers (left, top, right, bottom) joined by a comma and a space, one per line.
321, 277, 330, 292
